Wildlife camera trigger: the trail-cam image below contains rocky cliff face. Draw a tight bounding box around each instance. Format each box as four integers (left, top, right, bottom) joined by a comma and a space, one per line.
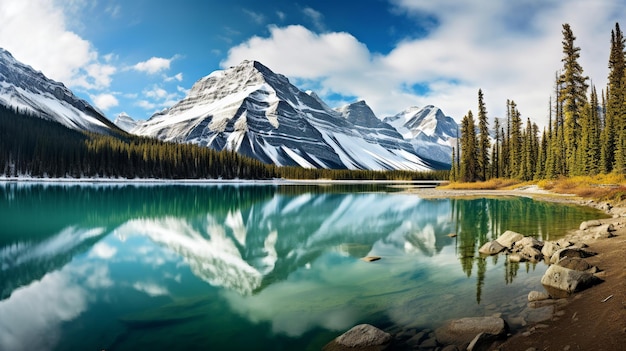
0, 48, 118, 134
384, 105, 458, 165
132, 60, 433, 171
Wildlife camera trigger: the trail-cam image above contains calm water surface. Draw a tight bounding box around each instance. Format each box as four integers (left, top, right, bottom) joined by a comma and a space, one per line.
0, 183, 606, 350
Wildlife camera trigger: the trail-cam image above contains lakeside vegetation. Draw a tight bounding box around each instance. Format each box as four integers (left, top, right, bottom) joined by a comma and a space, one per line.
450, 23, 626, 188
0, 105, 447, 181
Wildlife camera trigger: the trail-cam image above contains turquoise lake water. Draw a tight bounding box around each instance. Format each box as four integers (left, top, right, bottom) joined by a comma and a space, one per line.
0, 183, 606, 350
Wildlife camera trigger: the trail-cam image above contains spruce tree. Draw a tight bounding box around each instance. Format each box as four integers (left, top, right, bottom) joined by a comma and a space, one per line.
607, 23, 626, 173
559, 23, 589, 175
477, 89, 491, 181
491, 117, 501, 178
460, 110, 478, 182
508, 100, 523, 179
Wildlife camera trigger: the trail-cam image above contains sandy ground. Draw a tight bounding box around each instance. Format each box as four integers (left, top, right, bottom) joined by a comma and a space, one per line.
403, 185, 626, 351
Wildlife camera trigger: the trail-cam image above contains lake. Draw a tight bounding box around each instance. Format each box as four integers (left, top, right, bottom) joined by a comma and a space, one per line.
0, 182, 606, 350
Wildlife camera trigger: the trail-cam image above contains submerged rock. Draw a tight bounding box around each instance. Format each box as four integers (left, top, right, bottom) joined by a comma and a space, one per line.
435, 316, 507, 346
527, 291, 550, 302
325, 324, 392, 350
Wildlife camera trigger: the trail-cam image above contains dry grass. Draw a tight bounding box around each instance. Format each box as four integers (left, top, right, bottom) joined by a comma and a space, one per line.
538, 174, 626, 202
444, 174, 626, 203
440, 178, 522, 190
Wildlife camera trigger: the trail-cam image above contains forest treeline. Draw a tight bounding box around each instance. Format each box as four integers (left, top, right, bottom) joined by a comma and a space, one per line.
0, 105, 446, 181
451, 23, 626, 182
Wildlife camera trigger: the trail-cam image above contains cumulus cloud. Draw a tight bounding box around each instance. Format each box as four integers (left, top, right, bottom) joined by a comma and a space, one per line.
0, 0, 115, 90
132, 56, 175, 75
223, 1, 626, 127
91, 93, 119, 111
136, 84, 184, 112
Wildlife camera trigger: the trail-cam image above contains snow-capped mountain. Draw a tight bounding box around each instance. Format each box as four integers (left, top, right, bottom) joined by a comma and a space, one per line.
0, 48, 118, 134
384, 105, 458, 165
114, 112, 140, 132
132, 60, 434, 171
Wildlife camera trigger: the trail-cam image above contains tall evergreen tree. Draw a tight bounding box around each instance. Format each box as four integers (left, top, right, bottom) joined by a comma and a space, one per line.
477, 89, 491, 181
606, 23, 626, 173
460, 110, 478, 182
449, 147, 458, 182
491, 117, 501, 178
508, 101, 523, 179
559, 23, 589, 175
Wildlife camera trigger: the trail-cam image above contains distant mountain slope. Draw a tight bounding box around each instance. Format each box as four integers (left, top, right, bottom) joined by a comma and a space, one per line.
0, 48, 119, 134
132, 60, 433, 171
384, 105, 458, 165
114, 112, 139, 132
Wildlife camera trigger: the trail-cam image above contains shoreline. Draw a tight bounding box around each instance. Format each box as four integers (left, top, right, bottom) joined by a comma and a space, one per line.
402, 185, 626, 350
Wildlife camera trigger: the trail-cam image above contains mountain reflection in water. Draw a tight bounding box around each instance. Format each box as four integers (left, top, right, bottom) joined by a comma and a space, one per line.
0, 183, 605, 351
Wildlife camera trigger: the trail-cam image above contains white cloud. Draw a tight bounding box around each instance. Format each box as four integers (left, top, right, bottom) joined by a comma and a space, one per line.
164, 72, 183, 82
133, 282, 169, 297
243, 9, 265, 24
276, 11, 286, 21
302, 7, 325, 31
0, 0, 115, 90
89, 242, 118, 258
223, 1, 626, 127
136, 100, 157, 110
132, 56, 177, 75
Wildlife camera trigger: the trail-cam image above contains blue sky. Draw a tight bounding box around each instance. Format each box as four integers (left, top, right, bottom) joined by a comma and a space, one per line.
1, 0, 626, 127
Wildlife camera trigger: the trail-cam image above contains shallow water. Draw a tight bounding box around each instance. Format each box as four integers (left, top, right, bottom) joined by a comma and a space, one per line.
0, 183, 606, 350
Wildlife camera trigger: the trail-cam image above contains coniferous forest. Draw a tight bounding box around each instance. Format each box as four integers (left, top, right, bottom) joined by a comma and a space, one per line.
0, 104, 446, 181
451, 23, 626, 182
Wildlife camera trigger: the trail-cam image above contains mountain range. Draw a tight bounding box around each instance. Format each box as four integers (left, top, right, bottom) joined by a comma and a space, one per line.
0, 47, 457, 171
0, 48, 119, 135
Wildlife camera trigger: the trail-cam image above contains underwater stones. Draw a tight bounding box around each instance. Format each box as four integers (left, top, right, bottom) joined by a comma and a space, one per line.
435, 316, 507, 346
326, 324, 392, 350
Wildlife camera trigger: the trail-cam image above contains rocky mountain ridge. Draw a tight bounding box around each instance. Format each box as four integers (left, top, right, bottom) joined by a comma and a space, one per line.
130, 60, 456, 170
0, 48, 118, 134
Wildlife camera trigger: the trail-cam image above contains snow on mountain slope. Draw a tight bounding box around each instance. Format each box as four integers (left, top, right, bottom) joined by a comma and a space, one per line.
132, 60, 432, 171
114, 113, 140, 132
384, 105, 458, 165
0, 48, 118, 134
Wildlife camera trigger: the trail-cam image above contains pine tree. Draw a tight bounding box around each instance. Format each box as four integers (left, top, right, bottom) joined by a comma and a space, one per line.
491, 117, 501, 178
559, 23, 589, 175
460, 110, 478, 182
508, 101, 523, 179
607, 23, 626, 173
449, 147, 458, 182
477, 89, 491, 181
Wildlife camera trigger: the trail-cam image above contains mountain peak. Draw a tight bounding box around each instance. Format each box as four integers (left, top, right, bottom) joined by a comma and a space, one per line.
0, 47, 117, 134
134, 60, 433, 171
